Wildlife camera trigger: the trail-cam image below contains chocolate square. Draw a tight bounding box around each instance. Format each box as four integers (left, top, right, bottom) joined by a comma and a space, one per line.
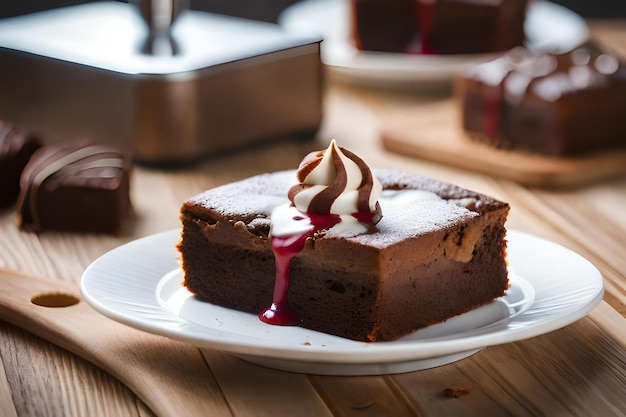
17, 142, 131, 234
457, 45, 626, 156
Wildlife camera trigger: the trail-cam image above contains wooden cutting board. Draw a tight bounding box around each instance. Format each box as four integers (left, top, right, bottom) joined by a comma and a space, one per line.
0, 268, 234, 417
380, 100, 626, 188
2, 268, 626, 416
0, 269, 336, 416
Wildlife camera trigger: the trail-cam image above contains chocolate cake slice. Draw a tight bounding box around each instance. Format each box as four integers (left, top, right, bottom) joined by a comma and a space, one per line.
350, 0, 527, 55
456, 45, 626, 155
177, 169, 509, 342
17, 142, 131, 234
0, 121, 40, 208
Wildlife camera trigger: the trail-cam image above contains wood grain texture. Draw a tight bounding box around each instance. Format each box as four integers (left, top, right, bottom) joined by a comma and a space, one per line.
392, 317, 626, 417
202, 350, 332, 417
589, 301, 626, 350
3, 267, 622, 417
0, 322, 149, 417
0, 343, 19, 417
309, 375, 418, 416
0, 269, 232, 417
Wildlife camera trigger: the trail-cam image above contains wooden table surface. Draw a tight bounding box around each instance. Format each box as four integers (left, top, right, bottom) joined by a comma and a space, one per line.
1, 19, 625, 417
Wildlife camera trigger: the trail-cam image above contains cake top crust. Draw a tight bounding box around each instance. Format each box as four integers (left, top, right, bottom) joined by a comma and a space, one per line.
183, 169, 508, 248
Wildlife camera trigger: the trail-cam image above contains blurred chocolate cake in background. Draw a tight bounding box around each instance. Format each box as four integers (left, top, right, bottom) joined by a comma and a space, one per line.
456, 44, 626, 156
350, 0, 528, 55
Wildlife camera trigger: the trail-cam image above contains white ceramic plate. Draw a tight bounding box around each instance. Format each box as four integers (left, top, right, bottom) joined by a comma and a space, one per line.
81, 229, 603, 375
278, 0, 589, 86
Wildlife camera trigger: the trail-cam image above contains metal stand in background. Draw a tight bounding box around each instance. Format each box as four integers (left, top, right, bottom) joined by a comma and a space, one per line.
0, 1, 322, 166
133, 0, 188, 56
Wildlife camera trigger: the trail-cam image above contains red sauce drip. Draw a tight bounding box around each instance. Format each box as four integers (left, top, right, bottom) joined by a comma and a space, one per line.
416, 0, 436, 55
307, 212, 341, 229
259, 231, 310, 326
484, 87, 502, 145
352, 211, 375, 224
259, 212, 341, 326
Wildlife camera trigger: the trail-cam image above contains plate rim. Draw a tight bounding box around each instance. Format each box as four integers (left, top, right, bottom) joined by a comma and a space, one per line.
80, 229, 604, 365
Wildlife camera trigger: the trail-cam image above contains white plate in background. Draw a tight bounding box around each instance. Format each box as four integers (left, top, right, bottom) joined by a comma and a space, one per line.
278, 0, 589, 86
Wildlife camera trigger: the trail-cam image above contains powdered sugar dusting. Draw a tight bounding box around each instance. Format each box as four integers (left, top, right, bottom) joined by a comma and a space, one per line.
185, 169, 500, 248
344, 190, 476, 248
188, 171, 294, 217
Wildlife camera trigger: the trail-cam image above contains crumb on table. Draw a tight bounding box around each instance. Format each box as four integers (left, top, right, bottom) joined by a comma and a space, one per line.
444, 386, 471, 398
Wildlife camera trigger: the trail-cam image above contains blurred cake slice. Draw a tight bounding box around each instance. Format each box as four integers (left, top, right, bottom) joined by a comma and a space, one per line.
456, 45, 626, 155
17, 142, 131, 234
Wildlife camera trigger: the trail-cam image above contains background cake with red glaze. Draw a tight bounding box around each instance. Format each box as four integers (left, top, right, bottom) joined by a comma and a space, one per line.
177, 141, 510, 342
456, 44, 626, 156
350, 0, 528, 55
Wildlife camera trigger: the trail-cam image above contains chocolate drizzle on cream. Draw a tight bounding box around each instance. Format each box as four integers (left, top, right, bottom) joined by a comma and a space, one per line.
287, 140, 383, 224
21, 145, 125, 232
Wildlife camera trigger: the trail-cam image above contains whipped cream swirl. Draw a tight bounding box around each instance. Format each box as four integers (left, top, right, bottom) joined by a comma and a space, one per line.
287, 140, 383, 223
